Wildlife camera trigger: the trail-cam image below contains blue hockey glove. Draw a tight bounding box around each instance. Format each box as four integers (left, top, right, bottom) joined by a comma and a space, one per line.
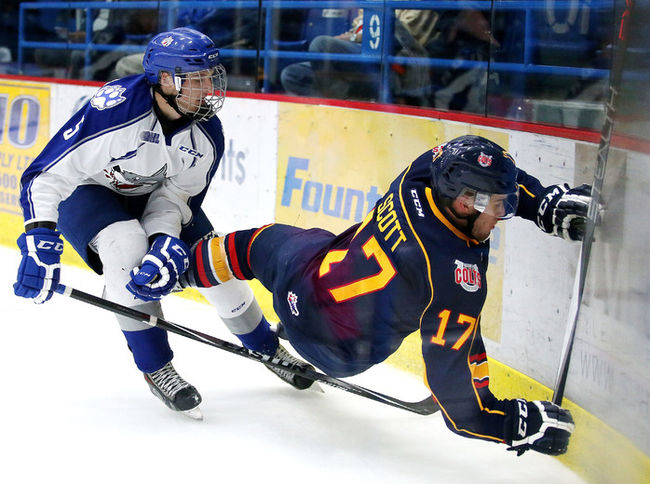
506, 399, 575, 456
536, 183, 594, 241
14, 228, 64, 304
126, 235, 190, 301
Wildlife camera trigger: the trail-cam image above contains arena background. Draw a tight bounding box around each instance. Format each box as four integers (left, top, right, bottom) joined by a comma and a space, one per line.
0, 73, 647, 483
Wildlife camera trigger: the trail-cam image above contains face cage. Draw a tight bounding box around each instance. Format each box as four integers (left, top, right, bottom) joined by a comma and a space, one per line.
460, 187, 519, 220
173, 64, 227, 121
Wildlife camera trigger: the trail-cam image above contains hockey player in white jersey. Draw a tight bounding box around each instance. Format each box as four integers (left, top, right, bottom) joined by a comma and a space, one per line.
14, 28, 313, 418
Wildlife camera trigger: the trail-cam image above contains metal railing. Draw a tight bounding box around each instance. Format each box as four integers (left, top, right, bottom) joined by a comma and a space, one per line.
17, 1, 614, 113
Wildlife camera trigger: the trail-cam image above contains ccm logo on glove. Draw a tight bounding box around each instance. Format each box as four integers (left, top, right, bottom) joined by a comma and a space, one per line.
36, 239, 64, 252
126, 235, 190, 301
516, 399, 528, 437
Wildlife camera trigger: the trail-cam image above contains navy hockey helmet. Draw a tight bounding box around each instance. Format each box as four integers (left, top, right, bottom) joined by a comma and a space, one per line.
430, 135, 519, 219
143, 28, 226, 120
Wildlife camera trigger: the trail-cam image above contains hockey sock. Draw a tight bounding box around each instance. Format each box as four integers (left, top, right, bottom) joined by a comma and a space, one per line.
198, 278, 278, 354
190, 236, 234, 287
234, 317, 279, 356
122, 326, 174, 373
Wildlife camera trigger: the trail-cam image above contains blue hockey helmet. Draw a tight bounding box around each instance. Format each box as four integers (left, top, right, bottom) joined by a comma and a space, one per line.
430, 135, 519, 219
143, 28, 226, 120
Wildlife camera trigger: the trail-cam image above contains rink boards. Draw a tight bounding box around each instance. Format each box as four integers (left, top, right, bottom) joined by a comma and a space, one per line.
0, 76, 647, 484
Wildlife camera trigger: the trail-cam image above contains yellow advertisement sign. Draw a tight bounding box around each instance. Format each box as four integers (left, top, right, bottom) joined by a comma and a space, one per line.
0, 80, 51, 248
277, 103, 442, 234
0, 80, 50, 217
276, 103, 505, 359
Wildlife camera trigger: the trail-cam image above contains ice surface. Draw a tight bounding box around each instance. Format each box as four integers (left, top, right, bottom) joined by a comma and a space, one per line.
1, 246, 584, 484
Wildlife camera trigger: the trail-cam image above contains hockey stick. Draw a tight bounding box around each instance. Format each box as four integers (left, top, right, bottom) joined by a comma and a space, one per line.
54, 284, 439, 416
552, 0, 634, 405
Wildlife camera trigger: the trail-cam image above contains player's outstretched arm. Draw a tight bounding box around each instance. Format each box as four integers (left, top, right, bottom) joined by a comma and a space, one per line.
14, 223, 64, 304
504, 399, 575, 456
126, 234, 190, 301
536, 183, 594, 241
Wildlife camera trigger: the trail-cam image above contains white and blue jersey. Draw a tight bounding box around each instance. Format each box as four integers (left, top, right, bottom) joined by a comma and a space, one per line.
20, 74, 225, 239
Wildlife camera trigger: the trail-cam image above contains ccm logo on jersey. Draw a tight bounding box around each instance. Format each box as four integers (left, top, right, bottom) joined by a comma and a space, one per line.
179, 145, 204, 158
454, 259, 481, 292
410, 188, 425, 217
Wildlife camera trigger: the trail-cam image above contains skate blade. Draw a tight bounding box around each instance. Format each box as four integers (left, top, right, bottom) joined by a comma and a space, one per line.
310, 382, 325, 394
181, 406, 204, 420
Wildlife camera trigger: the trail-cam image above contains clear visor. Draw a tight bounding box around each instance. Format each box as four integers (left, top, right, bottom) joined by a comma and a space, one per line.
174, 64, 227, 121
459, 187, 519, 220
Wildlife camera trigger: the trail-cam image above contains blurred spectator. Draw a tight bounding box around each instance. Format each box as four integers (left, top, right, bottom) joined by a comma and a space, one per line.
177, 5, 260, 50
430, 9, 500, 113
31, 1, 157, 80
279, 7, 494, 107
390, 9, 440, 104
280, 9, 368, 99
114, 4, 262, 90
0, 0, 19, 66
72, 6, 158, 81
390, 8, 500, 112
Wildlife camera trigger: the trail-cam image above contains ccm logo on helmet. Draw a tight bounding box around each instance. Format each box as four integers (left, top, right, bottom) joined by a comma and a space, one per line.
161, 36, 173, 47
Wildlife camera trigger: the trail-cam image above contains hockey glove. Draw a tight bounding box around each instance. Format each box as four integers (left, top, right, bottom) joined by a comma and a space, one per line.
536, 183, 594, 241
505, 399, 575, 456
126, 235, 190, 301
14, 228, 64, 304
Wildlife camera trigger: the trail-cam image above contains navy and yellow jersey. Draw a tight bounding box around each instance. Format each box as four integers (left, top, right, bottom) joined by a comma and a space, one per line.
224, 148, 547, 445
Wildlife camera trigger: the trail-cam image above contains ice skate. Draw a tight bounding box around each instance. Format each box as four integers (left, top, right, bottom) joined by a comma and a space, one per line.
265, 344, 318, 391
144, 362, 203, 419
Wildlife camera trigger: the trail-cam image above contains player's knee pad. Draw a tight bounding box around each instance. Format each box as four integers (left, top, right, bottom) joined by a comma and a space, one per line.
92, 219, 148, 306
186, 236, 234, 288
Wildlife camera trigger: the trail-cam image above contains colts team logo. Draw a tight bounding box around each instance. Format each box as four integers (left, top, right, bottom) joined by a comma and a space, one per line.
90, 85, 126, 110
287, 291, 299, 316
454, 259, 482, 292
477, 152, 493, 167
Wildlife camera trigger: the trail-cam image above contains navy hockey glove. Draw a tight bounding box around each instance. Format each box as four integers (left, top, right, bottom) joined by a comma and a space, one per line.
505, 399, 575, 456
14, 228, 64, 304
536, 183, 593, 241
126, 235, 190, 301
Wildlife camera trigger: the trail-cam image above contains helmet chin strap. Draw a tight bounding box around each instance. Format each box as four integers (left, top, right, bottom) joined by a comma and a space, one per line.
437, 192, 480, 239
448, 205, 480, 238
153, 84, 192, 120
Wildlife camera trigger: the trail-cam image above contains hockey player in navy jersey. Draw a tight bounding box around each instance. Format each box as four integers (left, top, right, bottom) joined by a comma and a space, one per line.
14, 28, 313, 419
183, 135, 589, 453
